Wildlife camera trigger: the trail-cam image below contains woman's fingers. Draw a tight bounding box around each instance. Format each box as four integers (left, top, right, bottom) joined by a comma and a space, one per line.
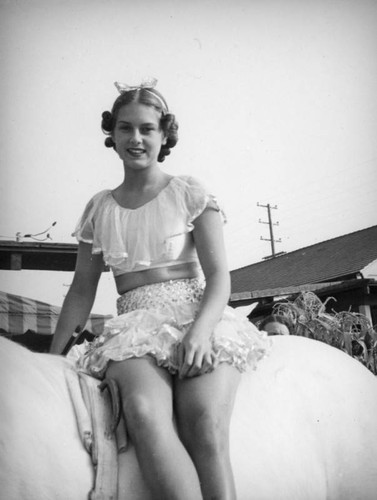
177, 341, 198, 378
211, 352, 219, 370
176, 343, 185, 371
178, 346, 216, 378
177, 343, 189, 378
179, 349, 197, 378
185, 351, 204, 378
201, 352, 215, 374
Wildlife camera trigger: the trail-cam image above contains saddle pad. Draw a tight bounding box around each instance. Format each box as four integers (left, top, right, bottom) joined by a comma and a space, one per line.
65, 366, 118, 500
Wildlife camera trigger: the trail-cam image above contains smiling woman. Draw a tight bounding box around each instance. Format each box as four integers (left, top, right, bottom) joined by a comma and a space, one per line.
49, 80, 270, 500
101, 83, 178, 164
112, 103, 167, 173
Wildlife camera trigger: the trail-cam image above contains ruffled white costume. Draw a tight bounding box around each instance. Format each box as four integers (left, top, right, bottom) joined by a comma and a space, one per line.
70, 176, 270, 378
72, 176, 222, 275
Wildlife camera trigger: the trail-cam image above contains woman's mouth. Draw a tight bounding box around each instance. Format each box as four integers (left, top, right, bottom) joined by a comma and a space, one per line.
127, 148, 145, 157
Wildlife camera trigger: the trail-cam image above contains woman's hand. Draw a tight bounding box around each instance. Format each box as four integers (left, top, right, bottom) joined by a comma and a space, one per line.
177, 329, 217, 379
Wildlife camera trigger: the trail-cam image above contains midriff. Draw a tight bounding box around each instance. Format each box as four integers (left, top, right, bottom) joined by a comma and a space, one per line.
115, 262, 201, 295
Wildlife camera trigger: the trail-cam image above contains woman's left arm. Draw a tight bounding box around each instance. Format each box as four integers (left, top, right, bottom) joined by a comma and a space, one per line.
178, 207, 230, 378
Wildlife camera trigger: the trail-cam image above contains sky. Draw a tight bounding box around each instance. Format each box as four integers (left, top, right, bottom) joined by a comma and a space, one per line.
1, 0, 376, 314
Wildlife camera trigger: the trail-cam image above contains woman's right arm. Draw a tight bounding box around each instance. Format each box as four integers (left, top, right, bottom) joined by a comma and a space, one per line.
49, 242, 104, 354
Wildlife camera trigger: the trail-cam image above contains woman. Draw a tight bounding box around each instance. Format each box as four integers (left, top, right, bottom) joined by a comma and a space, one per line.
258, 315, 292, 336
50, 79, 269, 499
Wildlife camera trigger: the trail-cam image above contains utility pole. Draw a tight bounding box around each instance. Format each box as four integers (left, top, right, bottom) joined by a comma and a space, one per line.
257, 202, 282, 259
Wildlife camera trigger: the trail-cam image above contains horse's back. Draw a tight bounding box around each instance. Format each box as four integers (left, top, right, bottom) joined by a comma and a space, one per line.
0, 337, 93, 500
1, 335, 377, 500
231, 335, 377, 499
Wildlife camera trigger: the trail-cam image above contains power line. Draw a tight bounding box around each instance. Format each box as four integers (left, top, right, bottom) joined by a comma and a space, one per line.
0, 222, 57, 242
257, 202, 284, 259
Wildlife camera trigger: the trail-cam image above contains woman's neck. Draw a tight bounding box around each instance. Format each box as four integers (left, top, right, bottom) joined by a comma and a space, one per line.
113, 169, 173, 210
122, 166, 164, 190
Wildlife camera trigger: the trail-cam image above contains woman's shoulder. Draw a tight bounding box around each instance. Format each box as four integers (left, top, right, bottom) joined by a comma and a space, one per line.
82, 189, 112, 212
172, 174, 204, 186
167, 175, 210, 206
170, 175, 226, 225
170, 175, 208, 194
74, 190, 113, 228
88, 188, 112, 203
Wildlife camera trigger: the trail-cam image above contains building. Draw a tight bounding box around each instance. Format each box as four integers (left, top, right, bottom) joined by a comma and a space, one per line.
230, 225, 377, 325
0, 240, 111, 351
0, 240, 79, 272
0, 290, 112, 352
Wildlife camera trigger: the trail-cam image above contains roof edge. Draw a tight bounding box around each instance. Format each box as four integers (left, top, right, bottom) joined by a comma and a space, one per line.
230, 225, 377, 272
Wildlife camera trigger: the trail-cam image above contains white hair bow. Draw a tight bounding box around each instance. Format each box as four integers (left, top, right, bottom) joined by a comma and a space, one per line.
113, 78, 168, 112
114, 78, 158, 93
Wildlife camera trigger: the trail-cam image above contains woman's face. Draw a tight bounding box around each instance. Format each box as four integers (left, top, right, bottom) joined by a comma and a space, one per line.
112, 101, 166, 170
263, 322, 290, 336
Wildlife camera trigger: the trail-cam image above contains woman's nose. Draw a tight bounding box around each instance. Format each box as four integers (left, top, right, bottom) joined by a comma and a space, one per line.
130, 130, 142, 145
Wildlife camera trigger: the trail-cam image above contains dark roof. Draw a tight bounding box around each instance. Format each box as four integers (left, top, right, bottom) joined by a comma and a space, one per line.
0, 240, 78, 254
230, 279, 373, 306
230, 225, 377, 294
0, 240, 78, 271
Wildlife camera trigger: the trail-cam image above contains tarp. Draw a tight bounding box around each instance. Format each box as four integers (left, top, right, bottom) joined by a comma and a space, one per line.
0, 291, 113, 336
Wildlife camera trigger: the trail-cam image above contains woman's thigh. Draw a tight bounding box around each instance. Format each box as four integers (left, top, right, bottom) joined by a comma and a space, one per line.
106, 357, 174, 421
174, 363, 241, 432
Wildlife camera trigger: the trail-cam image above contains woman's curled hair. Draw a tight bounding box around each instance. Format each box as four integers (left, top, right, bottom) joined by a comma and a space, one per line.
101, 89, 179, 162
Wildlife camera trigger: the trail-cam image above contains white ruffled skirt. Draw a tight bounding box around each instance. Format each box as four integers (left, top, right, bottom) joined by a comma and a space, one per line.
70, 278, 270, 379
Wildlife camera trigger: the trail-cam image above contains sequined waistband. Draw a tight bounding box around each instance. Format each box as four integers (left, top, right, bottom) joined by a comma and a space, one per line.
116, 278, 205, 316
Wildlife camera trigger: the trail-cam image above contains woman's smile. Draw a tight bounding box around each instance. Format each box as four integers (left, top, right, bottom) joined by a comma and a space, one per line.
127, 147, 146, 157
112, 102, 166, 169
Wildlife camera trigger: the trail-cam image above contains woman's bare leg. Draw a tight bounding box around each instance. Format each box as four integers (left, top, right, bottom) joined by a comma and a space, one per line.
106, 357, 202, 500
174, 364, 241, 500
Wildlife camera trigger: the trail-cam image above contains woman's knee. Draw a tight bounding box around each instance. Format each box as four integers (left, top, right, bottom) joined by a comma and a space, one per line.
106, 359, 173, 439
121, 393, 161, 437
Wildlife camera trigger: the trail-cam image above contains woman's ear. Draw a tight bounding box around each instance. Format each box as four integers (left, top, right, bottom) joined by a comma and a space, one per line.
162, 135, 168, 145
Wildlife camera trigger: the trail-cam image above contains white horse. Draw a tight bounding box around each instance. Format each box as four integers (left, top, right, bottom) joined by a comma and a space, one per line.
1, 335, 377, 500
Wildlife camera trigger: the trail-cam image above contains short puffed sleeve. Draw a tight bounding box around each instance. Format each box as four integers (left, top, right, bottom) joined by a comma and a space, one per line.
176, 176, 227, 231
71, 190, 110, 249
